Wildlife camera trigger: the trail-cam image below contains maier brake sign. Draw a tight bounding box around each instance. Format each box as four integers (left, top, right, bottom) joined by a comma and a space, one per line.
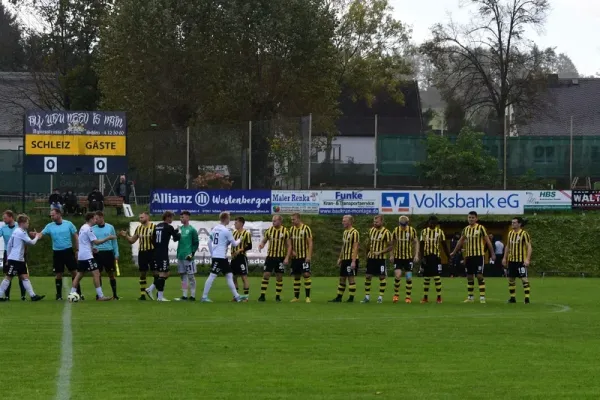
24, 111, 127, 174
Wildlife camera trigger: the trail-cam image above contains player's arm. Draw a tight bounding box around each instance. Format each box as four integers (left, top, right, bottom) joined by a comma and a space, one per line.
502, 239, 510, 266
111, 226, 119, 259
413, 230, 420, 260
91, 231, 115, 245
171, 225, 180, 242
306, 228, 313, 261
21, 229, 41, 245
71, 223, 79, 251
440, 233, 450, 259
284, 230, 292, 263
351, 232, 359, 267
387, 232, 396, 260
244, 231, 252, 252
190, 227, 199, 257
208, 231, 214, 254
120, 229, 138, 244
450, 234, 465, 256
258, 230, 268, 251
524, 233, 532, 267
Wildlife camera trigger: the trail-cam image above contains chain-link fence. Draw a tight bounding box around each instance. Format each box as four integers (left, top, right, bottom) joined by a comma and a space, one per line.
2, 114, 600, 197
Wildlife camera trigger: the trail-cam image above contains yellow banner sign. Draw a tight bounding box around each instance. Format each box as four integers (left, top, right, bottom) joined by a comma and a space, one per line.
25, 135, 126, 156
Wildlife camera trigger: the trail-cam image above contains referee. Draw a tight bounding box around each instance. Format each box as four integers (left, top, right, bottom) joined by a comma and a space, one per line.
121, 212, 155, 300
39, 208, 81, 300
1, 210, 26, 300
92, 211, 120, 299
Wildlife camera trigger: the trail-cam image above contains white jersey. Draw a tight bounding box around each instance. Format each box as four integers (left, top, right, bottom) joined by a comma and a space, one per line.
494, 240, 504, 255
208, 224, 240, 259
7, 228, 39, 262
78, 224, 97, 261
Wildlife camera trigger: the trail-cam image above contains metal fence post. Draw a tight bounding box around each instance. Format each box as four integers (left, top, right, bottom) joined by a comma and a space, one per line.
569, 116, 574, 185
374, 114, 378, 188
248, 121, 252, 190
186, 126, 190, 189
308, 113, 312, 189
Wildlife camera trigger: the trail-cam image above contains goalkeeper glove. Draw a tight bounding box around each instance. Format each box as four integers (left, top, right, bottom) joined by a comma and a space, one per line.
185, 254, 193, 261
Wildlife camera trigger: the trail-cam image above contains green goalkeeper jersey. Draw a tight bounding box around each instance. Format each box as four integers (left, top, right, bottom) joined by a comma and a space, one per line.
177, 224, 199, 260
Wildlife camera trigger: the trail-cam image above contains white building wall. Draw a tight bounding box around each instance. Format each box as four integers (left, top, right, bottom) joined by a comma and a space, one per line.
0, 137, 23, 150
315, 136, 375, 164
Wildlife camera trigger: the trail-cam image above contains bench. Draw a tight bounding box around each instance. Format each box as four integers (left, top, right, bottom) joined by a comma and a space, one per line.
32, 198, 48, 215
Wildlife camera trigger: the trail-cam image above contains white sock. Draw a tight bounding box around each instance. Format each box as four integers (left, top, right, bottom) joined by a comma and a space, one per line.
365, 294, 370, 300
95, 287, 104, 297
188, 274, 196, 297
181, 274, 189, 297
21, 279, 35, 297
70, 287, 77, 294
202, 273, 217, 298
158, 291, 164, 300
226, 273, 240, 298
147, 284, 156, 292
0, 279, 10, 297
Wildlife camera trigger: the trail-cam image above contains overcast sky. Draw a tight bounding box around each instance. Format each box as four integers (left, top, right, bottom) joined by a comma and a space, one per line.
391, 0, 600, 76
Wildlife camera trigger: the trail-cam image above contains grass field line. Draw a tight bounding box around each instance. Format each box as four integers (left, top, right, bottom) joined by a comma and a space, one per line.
55, 278, 72, 400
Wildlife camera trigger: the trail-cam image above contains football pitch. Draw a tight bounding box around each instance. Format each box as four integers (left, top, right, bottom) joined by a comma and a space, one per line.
0, 277, 598, 400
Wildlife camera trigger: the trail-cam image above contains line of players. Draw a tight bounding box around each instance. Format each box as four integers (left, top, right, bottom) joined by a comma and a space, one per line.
0, 208, 532, 303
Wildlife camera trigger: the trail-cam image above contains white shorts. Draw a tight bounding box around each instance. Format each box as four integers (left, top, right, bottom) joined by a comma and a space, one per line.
177, 260, 197, 274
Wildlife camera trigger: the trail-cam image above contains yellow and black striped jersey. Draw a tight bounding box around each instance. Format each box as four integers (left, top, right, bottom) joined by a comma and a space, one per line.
289, 224, 312, 259
507, 229, 531, 262
134, 223, 155, 252
264, 226, 290, 258
341, 227, 360, 260
392, 226, 418, 259
367, 226, 392, 259
461, 224, 488, 257
232, 229, 252, 255
421, 227, 446, 257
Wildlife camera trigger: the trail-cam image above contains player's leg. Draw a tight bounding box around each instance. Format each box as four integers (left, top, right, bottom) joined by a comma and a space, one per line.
421, 258, 431, 303
201, 259, 221, 302
258, 259, 273, 302
139, 269, 148, 300
377, 261, 387, 303
275, 270, 283, 302
67, 250, 83, 299
19, 269, 45, 301
362, 259, 374, 303
18, 274, 26, 300
156, 269, 170, 301
107, 268, 118, 299
519, 265, 530, 304
330, 270, 347, 302
434, 258, 442, 303
176, 261, 189, 300
393, 261, 402, 303
476, 257, 486, 303
223, 260, 246, 302
464, 257, 475, 302
2, 256, 12, 300
0, 273, 13, 299
507, 270, 517, 303
347, 271, 357, 303
291, 274, 302, 302
404, 266, 413, 303
237, 256, 250, 297
303, 266, 312, 302
188, 272, 197, 301
91, 268, 111, 301
53, 251, 65, 300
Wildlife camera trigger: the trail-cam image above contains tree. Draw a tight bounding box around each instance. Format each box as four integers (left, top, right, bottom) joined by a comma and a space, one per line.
9, 0, 110, 110
98, 0, 339, 188
419, 127, 500, 188
543, 51, 579, 78
0, 3, 25, 71
421, 0, 553, 126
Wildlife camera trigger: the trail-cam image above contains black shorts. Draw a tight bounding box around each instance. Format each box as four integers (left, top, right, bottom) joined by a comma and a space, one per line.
231, 255, 248, 276
138, 251, 155, 272
465, 256, 485, 275
339, 259, 358, 277
366, 258, 387, 276
53, 248, 77, 274
264, 257, 285, 274
291, 258, 311, 275
154, 257, 170, 273
2, 251, 6, 268
77, 259, 99, 273
5, 260, 28, 276
508, 262, 528, 279
393, 259, 413, 271
94, 251, 116, 273
210, 258, 231, 275
422, 255, 442, 277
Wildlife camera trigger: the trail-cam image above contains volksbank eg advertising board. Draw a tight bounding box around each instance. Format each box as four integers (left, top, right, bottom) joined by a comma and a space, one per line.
24, 111, 127, 174
380, 191, 524, 215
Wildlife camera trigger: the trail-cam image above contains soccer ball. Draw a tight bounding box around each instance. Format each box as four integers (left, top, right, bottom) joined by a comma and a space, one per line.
67, 293, 80, 303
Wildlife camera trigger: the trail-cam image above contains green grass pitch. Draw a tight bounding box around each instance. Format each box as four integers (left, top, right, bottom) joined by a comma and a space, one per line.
0, 276, 598, 400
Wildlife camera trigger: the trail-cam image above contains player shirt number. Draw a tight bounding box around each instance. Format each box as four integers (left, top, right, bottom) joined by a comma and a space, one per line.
213, 232, 219, 245
155, 230, 162, 243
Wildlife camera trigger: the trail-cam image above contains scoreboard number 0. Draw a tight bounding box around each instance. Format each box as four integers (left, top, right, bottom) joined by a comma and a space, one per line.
43, 157, 57, 173
94, 157, 108, 173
